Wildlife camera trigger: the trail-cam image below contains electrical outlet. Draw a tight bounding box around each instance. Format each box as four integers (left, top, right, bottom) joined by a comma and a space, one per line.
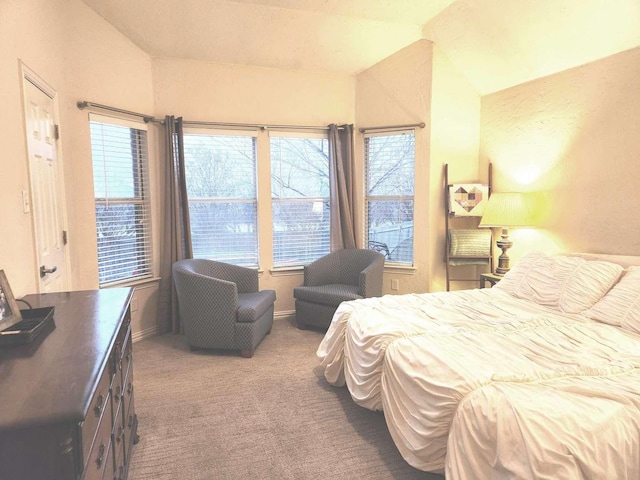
391, 279, 399, 290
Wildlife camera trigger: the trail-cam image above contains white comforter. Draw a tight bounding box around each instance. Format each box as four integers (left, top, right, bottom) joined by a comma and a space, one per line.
317, 288, 640, 478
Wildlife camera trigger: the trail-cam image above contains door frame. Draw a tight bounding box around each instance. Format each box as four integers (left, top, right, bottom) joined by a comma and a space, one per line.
20, 61, 71, 292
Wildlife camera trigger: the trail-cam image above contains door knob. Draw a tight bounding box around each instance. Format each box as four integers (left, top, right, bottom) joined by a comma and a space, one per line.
40, 265, 58, 278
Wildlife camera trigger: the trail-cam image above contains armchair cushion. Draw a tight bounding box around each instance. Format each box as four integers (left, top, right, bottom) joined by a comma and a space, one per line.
237, 290, 277, 323
293, 284, 362, 307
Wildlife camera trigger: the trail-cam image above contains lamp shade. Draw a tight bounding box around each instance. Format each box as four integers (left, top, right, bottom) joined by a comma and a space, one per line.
479, 192, 533, 228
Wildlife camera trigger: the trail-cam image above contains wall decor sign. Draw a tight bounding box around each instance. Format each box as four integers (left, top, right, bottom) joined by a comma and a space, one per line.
448, 183, 489, 217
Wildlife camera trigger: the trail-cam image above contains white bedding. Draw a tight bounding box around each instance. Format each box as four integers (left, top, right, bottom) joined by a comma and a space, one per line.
316, 252, 640, 479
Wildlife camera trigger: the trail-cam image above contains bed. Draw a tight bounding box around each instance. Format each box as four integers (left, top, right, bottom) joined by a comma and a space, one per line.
316, 252, 640, 479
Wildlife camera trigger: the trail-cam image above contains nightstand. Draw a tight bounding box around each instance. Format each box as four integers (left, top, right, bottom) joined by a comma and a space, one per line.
480, 272, 502, 288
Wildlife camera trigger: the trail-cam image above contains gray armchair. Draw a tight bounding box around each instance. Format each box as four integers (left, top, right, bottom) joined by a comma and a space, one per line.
293, 249, 384, 330
172, 259, 276, 358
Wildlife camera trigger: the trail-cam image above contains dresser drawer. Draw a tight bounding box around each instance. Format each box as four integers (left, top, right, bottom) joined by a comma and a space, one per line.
82, 395, 112, 480
120, 326, 132, 382
100, 435, 114, 480
123, 363, 136, 455
80, 366, 112, 471
112, 366, 124, 410
125, 384, 137, 461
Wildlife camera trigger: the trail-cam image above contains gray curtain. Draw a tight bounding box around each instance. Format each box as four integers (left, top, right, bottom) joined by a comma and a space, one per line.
157, 116, 193, 334
328, 124, 357, 250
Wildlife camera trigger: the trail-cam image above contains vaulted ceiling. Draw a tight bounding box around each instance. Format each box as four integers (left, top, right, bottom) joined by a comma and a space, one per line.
81, 0, 640, 94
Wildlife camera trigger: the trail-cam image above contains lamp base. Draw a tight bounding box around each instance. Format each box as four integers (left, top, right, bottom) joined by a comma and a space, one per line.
494, 230, 512, 276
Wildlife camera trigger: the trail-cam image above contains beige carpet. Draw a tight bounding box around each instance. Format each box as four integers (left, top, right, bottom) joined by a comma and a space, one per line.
128, 318, 444, 480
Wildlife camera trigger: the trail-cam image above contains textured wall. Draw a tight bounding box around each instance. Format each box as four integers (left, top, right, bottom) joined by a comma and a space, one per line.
480, 46, 640, 259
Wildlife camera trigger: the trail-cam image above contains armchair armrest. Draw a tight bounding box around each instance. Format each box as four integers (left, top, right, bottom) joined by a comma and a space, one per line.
174, 270, 239, 335
359, 255, 384, 297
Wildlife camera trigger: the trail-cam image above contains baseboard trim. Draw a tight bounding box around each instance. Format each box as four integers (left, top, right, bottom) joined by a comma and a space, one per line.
132, 325, 160, 343
275, 310, 295, 321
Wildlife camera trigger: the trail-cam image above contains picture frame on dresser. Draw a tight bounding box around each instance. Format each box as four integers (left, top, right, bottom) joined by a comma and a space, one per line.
0, 269, 22, 331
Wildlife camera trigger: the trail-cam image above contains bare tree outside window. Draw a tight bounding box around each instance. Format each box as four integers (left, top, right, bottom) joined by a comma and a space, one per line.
271, 135, 330, 267
91, 121, 152, 285
183, 133, 258, 266
365, 132, 415, 264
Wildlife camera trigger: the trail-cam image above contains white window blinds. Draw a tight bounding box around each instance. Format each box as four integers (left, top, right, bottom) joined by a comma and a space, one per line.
364, 130, 415, 265
183, 130, 259, 267
90, 115, 152, 285
270, 132, 330, 267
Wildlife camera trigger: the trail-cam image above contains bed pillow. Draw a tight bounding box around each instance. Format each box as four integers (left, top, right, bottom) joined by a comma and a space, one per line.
494, 251, 555, 300
585, 266, 640, 333
495, 251, 623, 313
553, 255, 623, 313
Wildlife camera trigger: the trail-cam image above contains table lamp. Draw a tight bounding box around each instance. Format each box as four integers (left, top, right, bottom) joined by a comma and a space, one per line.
479, 192, 533, 275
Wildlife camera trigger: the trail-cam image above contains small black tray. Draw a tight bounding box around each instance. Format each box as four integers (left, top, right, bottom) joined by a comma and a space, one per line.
0, 307, 55, 346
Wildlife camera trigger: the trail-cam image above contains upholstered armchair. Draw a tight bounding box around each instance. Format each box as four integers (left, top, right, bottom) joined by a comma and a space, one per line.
293, 249, 385, 330
172, 259, 276, 358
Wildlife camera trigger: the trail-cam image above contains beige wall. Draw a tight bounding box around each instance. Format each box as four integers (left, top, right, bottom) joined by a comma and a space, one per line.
480, 46, 640, 262
1, 0, 67, 296
429, 46, 482, 292
355, 39, 434, 295
153, 58, 356, 315
0, 0, 158, 337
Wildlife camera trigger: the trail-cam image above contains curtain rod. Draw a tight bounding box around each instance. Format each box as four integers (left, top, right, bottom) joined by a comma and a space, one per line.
359, 122, 425, 134
182, 120, 346, 131
77, 101, 157, 123
76, 101, 348, 130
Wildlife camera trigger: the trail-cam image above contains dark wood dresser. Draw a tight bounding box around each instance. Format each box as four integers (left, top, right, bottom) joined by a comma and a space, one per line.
0, 288, 139, 480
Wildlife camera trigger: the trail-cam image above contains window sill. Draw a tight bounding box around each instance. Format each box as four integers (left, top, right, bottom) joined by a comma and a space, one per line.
384, 263, 416, 274
101, 276, 161, 289
269, 266, 305, 277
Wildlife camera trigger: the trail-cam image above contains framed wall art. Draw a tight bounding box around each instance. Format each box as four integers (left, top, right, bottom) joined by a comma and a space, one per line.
0, 270, 22, 332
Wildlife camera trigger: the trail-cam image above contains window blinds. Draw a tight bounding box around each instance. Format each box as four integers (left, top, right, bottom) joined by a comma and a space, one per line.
90, 116, 152, 285
364, 130, 415, 265
270, 134, 330, 267
183, 131, 259, 267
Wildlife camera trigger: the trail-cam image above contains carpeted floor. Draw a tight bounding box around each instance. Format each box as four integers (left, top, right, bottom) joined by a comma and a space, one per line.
127, 317, 444, 480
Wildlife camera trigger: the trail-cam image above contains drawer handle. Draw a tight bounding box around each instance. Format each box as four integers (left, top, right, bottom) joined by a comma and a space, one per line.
116, 425, 124, 444
94, 394, 104, 417
96, 443, 105, 468
127, 383, 133, 396
114, 384, 122, 403
128, 413, 134, 428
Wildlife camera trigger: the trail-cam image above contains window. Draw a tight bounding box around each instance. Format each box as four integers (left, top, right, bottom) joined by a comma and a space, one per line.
90, 115, 152, 285
364, 131, 415, 265
271, 133, 330, 267
183, 131, 258, 267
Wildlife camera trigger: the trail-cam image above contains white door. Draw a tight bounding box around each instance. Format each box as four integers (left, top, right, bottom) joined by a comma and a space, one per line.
23, 75, 69, 292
